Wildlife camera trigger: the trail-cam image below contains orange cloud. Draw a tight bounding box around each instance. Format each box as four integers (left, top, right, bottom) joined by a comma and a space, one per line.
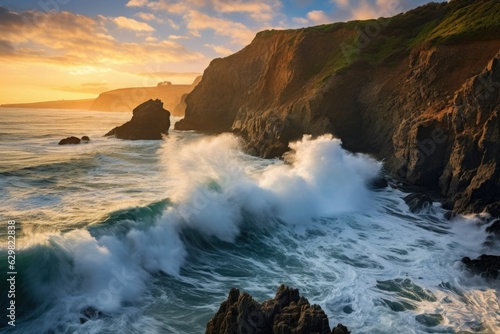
126, 0, 150, 7
134, 12, 163, 23
186, 10, 255, 45
307, 10, 331, 24
204, 43, 234, 56
112, 16, 155, 32
0, 7, 204, 66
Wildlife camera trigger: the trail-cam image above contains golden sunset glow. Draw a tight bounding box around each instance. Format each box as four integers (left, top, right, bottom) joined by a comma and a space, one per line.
0, 0, 436, 104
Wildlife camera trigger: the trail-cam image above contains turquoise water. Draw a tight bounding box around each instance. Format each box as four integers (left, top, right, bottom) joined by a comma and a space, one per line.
0, 108, 498, 333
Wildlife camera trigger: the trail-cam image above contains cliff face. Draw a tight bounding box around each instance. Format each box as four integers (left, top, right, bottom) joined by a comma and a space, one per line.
176, 0, 500, 214
90, 76, 201, 116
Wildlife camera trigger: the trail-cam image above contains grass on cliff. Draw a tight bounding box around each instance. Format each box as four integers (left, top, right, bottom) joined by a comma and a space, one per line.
257, 0, 500, 87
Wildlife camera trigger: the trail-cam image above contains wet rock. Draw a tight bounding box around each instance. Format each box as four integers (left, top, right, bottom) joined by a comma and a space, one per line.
367, 176, 389, 190
332, 324, 350, 334
462, 255, 500, 280
403, 193, 434, 213
81, 136, 90, 142
58, 136, 81, 145
206, 285, 348, 334
415, 313, 443, 327
105, 99, 170, 140
176, 1, 500, 215
79, 307, 101, 324
486, 219, 500, 238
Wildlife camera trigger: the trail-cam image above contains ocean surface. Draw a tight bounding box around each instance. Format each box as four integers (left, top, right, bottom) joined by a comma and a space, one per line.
0, 108, 498, 334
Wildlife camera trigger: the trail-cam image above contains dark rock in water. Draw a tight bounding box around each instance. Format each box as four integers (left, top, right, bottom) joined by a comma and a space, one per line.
486, 219, 500, 237
367, 176, 388, 190
415, 314, 443, 327
462, 255, 500, 280
206, 284, 349, 334
81, 136, 90, 142
58, 136, 81, 145
403, 193, 434, 213
105, 99, 170, 140
79, 306, 101, 324
332, 324, 350, 334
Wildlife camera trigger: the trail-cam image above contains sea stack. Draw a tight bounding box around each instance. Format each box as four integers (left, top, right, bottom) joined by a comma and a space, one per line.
206, 285, 350, 334
105, 99, 171, 140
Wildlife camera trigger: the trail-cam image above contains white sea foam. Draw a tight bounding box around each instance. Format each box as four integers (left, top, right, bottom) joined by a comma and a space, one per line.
1, 111, 497, 334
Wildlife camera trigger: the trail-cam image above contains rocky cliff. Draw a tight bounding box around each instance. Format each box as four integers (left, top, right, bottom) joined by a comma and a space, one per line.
105, 99, 170, 140
176, 0, 500, 215
91, 76, 201, 116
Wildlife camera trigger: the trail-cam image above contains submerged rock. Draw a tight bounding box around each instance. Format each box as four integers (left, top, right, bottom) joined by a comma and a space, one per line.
79, 306, 102, 324
206, 285, 349, 334
462, 255, 500, 280
485, 219, 500, 237
403, 193, 435, 213
105, 99, 170, 140
58, 136, 81, 145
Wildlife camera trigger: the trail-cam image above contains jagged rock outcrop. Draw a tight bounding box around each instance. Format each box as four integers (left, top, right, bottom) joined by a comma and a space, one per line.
105, 99, 170, 140
206, 285, 349, 334
176, 0, 500, 215
462, 255, 500, 280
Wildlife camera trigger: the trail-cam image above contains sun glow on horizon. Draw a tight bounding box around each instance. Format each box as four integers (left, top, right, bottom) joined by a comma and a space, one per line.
0, 0, 437, 104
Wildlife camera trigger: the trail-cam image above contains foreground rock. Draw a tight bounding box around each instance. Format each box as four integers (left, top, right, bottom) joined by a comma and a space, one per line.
176, 0, 500, 216
58, 136, 81, 145
206, 285, 349, 334
105, 99, 170, 140
462, 255, 500, 280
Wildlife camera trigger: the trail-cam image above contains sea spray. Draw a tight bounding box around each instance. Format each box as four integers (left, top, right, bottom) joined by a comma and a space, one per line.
1, 113, 498, 334
1, 133, 383, 332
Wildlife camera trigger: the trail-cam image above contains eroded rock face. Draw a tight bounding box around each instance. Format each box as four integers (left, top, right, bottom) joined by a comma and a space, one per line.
105, 99, 170, 140
462, 255, 500, 280
175, 0, 500, 215
206, 285, 349, 334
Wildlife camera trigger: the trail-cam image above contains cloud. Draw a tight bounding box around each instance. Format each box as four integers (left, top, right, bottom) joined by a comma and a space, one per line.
126, 0, 150, 7
330, 0, 408, 21
169, 35, 190, 40
112, 16, 155, 32
211, 0, 277, 22
307, 10, 331, 24
135, 12, 163, 23
131, 0, 279, 22
292, 17, 309, 25
0, 6, 204, 66
332, 0, 350, 8
186, 10, 255, 45
204, 43, 234, 56
0, 40, 15, 55
167, 18, 180, 30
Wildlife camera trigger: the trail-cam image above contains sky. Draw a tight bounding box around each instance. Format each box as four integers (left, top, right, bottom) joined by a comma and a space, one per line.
0, 0, 437, 103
